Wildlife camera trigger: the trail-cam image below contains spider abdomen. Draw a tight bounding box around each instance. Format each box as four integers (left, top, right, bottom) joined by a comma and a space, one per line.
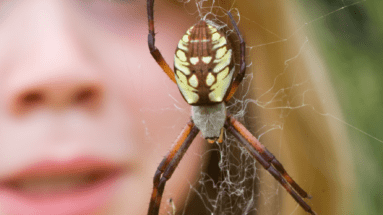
174, 21, 235, 106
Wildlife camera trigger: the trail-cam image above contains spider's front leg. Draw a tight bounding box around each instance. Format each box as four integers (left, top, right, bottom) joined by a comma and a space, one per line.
147, 0, 176, 83
147, 121, 199, 215
225, 12, 246, 102
224, 115, 317, 215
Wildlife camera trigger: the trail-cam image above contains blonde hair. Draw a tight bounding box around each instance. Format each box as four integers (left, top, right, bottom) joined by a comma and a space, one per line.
238, 1, 355, 214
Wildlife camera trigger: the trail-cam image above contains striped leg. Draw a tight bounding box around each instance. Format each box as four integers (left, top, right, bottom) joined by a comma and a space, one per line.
224, 115, 316, 215
225, 12, 246, 102
148, 121, 200, 215
147, 0, 177, 83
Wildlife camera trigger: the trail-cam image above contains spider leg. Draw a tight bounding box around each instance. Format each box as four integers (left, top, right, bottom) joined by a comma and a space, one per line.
225, 12, 246, 102
148, 121, 200, 215
147, 0, 177, 83
227, 116, 311, 198
224, 115, 317, 215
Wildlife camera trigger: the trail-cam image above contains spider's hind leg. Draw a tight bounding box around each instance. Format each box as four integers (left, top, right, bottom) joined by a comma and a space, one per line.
224, 115, 316, 215
147, 121, 199, 215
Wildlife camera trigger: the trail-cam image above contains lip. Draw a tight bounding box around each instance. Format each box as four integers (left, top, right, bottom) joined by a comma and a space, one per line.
0, 157, 126, 215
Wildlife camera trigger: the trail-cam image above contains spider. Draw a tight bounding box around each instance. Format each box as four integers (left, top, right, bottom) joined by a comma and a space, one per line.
147, 0, 316, 214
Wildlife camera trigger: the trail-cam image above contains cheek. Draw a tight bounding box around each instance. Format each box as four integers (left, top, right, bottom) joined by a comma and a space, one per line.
110, 128, 206, 215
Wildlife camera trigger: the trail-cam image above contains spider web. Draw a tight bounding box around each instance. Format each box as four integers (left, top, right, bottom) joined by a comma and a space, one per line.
141, 0, 382, 214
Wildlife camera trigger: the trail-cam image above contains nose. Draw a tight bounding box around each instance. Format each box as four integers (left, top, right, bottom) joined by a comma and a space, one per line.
6, 72, 104, 115
2, 1, 104, 115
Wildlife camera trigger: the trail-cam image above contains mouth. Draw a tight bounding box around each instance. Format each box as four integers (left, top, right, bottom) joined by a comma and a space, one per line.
0, 158, 126, 215
3, 168, 119, 197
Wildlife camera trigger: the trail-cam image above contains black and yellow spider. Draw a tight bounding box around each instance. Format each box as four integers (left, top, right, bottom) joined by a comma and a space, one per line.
147, 0, 316, 214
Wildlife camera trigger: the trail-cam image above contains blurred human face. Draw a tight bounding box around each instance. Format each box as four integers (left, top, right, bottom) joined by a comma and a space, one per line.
0, 1, 204, 214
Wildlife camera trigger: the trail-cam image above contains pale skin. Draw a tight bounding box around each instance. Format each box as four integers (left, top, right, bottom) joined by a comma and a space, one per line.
0, 1, 204, 215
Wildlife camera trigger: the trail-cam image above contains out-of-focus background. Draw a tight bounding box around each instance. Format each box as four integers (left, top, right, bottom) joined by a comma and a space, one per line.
219, 0, 382, 214
298, 0, 383, 214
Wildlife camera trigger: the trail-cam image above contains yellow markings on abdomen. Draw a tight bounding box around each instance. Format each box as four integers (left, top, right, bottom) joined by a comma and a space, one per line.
182, 35, 189, 43
178, 40, 189, 52
202, 56, 212, 64
176, 70, 188, 86
176, 70, 199, 104
190, 57, 199, 65
216, 46, 227, 59
189, 74, 198, 88
212, 32, 220, 42
174, 55, 190, 75
209, 67, 235, 102
176, 50, 187, 62
186, 26, 194, 35
207, 24, 217, 34
213, 49, 232, 73
212, 36, 227, 50
206, 72, 215, 86
216, 67, 229, 82
190, 39, 211, 43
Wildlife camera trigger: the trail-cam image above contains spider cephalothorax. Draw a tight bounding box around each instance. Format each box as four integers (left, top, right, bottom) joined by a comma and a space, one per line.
147, 0, 316, 214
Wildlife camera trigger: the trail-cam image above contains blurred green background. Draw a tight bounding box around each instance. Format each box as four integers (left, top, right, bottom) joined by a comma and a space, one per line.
299, 0, 383, 214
